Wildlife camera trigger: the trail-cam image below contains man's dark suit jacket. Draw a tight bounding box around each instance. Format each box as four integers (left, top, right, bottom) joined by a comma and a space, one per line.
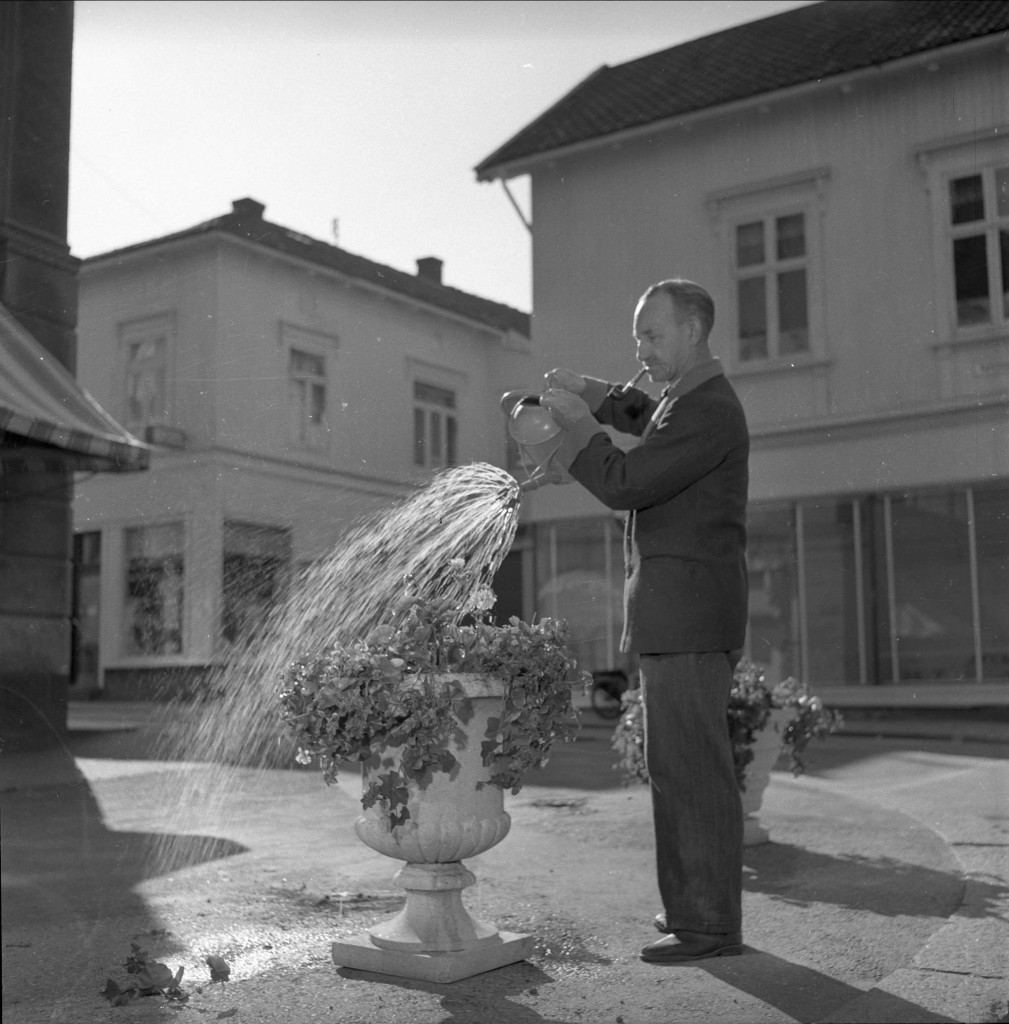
552, 359, 749, 655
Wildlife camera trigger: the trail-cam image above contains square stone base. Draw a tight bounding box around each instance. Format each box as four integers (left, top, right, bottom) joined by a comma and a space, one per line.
332, 931, 534, 984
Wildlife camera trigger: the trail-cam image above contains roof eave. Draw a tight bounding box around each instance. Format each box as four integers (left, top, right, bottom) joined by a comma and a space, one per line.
476, 30, 1008, 182
83, 227, 529, 341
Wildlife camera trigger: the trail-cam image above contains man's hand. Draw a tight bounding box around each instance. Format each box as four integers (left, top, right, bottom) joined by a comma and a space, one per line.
544, 367, 586, 394
541, 388, 593, 429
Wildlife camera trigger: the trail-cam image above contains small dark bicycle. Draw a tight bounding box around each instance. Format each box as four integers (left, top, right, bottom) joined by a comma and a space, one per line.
590, 669, 631, 720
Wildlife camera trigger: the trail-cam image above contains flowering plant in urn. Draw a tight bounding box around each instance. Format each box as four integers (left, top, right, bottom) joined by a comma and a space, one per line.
278, 562, 585, 829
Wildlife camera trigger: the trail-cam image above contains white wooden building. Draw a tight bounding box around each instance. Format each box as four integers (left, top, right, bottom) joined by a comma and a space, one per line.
72, 199, 530, 697
476, 0, 1009, 703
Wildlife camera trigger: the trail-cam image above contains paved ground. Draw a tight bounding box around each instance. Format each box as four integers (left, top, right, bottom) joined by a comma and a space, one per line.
1, 699, 1007, 1024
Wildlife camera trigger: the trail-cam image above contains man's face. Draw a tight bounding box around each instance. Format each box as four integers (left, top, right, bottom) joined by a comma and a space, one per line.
633, 292, 695, 384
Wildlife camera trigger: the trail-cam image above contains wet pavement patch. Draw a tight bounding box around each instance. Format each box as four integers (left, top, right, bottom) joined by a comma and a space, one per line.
526, 796, 590, 811
495, 911, 612, 971
267, 885, 404, 916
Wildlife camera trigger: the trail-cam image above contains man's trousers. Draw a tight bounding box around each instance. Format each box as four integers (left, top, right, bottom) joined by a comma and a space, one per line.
639, 651, 743, 934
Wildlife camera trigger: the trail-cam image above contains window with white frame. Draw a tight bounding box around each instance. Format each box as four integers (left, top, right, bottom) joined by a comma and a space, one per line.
123, 522, 184, 656
120, 314, 175, 436
733, 212, 810, 362
288, 347, 327, 448
707, 167, 828, 369
947, 164, 1009, 329
413, 381, 457, 469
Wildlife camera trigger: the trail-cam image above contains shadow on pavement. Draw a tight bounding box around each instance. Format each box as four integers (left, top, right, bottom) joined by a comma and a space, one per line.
337, 960, 567, 1024
742, 841, 1005, 919
1, 746, 247, 940
699, 950, 957, 1023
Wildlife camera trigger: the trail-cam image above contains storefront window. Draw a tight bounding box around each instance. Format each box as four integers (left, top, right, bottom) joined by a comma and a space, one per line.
531, 480, 1008, 688
124, 523, 184, 655
222, 522, 292, 645
801, 500, 863, 685
889, 492, 974, 682
534, 517, 624, 674
974, 483, 1009, 682
745, 504, 800, 682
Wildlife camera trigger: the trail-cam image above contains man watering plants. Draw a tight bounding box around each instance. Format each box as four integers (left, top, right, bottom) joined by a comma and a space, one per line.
536, 278, 750, 965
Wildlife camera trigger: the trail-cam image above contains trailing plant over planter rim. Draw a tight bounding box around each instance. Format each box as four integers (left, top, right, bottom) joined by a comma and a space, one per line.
612, 658, 843, 790
278, 592, 587, 827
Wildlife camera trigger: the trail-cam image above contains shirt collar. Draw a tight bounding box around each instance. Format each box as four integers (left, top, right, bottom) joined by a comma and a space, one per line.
661, 356, 724, 401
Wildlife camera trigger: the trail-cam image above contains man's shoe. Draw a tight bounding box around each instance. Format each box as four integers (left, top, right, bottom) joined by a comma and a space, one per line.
654, 912, 673, 934
640, 929, 744, 964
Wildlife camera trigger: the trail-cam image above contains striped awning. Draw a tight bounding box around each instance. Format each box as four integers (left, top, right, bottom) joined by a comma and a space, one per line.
0, 302, 149, 473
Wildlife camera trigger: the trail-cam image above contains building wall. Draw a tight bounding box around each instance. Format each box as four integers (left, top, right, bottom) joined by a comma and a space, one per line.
74, 233, 529, 696
516, 41, 1009, 694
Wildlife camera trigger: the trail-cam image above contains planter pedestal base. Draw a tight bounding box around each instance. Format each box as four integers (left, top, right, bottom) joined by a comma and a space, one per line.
332, 931, 534, 984
332, 860, 533, 982
743, 816, 771, 846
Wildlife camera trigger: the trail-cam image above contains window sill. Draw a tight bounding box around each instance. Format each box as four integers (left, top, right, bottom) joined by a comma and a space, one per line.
728, 355, 832, 378
930, 325, 1009, 352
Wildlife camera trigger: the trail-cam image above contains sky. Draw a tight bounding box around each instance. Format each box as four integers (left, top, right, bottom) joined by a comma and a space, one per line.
69, 0, 811, 313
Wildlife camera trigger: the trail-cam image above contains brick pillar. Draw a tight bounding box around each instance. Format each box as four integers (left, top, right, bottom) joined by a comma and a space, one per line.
0, 1, 78, 750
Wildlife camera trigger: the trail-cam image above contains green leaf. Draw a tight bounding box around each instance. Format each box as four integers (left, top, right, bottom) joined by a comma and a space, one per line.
206, 955, 231, 982
102, 978, 137, 1006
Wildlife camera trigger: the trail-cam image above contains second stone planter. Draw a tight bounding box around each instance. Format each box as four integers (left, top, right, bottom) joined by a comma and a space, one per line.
740, 707, 790, 846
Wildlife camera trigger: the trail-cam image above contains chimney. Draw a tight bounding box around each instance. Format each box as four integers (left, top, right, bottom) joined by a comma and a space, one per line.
416, 256, 443, 284
231, 197, 265, 219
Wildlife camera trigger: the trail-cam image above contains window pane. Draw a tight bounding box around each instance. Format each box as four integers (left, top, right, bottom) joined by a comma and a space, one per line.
413, 407, 425, 466
953, 234, 991, 325
124, 523, 184, 655
777, 269, 809, 354
801, 501, 862, 685
446, 414, 458, 467
430, 410, 442, 464
997, 166, 1009, 218
222, 522, 291, 645
735, 221, 765, 267
737, 277, 767, 361
776, 213, 806, 260
290, 349, 324, 377
414, 382, 455, 407
746, 504, 800, 681
1001, 229, 1009, 321
974, 484, 1009, 682
310, 382, 325, 424
126, 337, 167, 427
890, 492, 974, 683
950, 174, 984, 224
289, 349, 327, 446
535, 518, 624, 675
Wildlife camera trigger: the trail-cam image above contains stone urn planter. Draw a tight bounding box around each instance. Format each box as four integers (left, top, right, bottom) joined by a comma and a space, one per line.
278, 591, 583, 983
338, 674, 533, 982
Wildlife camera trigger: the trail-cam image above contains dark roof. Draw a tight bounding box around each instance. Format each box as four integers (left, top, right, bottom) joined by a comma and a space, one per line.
84, 199, 530, 336
476, 0, 1009, 178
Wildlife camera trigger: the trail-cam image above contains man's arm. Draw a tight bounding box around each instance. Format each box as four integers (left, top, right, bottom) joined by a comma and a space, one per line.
552, 394, 739, 512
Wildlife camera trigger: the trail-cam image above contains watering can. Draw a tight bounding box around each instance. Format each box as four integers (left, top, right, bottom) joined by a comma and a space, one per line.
501, 390, 571, 488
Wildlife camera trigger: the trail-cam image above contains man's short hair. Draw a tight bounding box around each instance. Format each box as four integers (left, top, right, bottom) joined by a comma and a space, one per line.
643, 279, 715, 341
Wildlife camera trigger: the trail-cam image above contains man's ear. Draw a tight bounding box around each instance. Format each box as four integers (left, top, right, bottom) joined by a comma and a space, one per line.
687, 315, 703, 347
